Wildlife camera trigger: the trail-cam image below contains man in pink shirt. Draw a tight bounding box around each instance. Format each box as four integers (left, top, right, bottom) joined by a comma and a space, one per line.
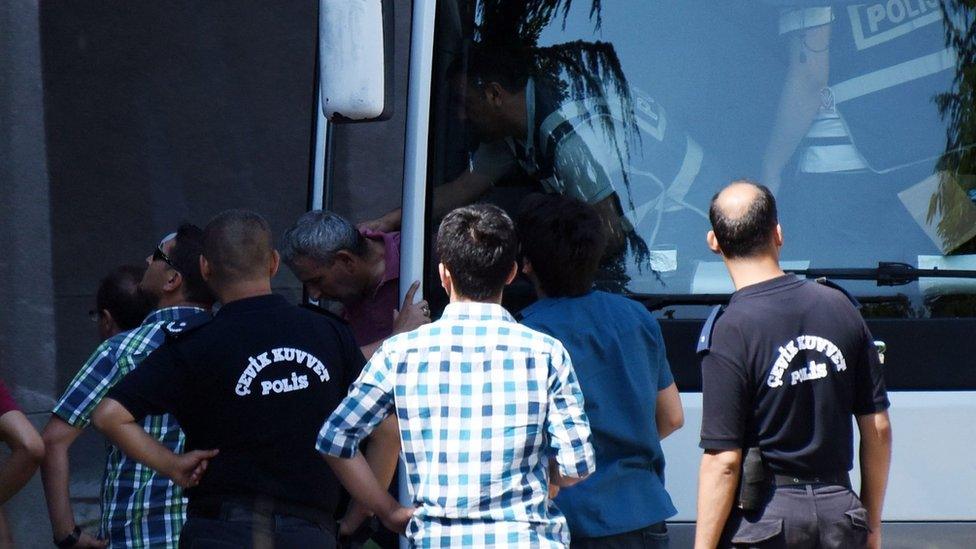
280, 211, 430, 358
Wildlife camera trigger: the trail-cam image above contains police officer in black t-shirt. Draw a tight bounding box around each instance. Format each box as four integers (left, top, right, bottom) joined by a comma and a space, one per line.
694, 181, 892, 549
93, 209, 393, 548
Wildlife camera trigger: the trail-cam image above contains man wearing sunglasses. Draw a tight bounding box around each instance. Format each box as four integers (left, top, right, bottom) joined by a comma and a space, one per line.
40, 225, 216, 548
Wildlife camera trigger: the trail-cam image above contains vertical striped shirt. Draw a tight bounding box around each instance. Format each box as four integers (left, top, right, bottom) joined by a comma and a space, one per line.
53, 306, 205, 548
318, 302, 595, 548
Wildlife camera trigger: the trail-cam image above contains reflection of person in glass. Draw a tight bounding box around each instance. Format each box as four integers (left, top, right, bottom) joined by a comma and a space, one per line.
761, 2, 958, 262
365, 43, 717, 291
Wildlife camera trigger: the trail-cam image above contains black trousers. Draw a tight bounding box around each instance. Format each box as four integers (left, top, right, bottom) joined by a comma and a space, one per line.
723, 484, 870, 548
572, 522, 669, 549
179, 501, 336, 549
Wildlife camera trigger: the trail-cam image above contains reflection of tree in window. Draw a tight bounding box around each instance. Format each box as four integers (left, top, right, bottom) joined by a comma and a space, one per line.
931, 1, 976, 255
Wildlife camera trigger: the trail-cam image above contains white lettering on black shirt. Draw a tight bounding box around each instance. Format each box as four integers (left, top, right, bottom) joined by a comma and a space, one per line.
235, 347, 330, 396
767, 335, 847, 388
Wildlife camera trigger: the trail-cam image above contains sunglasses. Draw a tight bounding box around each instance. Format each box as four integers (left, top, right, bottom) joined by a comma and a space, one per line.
152, 246, 181, 272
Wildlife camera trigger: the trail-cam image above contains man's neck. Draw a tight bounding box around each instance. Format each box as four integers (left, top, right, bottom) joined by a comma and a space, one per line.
450, 293, 503, 306
155, 295, 207, 311
723, 255, 786, 291
216, 281, 273, 305
364, 237, 387, 291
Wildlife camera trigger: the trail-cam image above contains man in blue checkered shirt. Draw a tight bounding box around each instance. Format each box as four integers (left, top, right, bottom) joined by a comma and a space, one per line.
40, 226, 215, 548
318, 204, 596, 548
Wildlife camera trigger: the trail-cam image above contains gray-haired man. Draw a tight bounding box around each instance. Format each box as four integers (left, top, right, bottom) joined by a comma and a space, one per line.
280, 210, 430, 359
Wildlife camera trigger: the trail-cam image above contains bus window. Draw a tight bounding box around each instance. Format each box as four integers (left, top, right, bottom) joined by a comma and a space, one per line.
426, 1, 976, 319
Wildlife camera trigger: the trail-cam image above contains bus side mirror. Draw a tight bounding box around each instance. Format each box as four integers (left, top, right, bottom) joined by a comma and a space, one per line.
319, 0, 394, 122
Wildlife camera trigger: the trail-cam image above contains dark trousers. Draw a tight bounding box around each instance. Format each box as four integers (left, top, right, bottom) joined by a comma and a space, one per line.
572, 522, 669, 549
723, 484, 870, 548
179, 501, 336, 549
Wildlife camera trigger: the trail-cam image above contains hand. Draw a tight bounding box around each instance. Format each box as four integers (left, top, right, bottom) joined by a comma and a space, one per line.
74, 530, 108, 548
166, 449, 219, 488
379, 505, 415, 534
357, 211, 398, 234
392, 281, 430, 335
866, 528, 881, 549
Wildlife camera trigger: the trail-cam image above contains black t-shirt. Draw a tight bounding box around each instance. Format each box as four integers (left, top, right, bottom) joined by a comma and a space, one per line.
699, 275, 889, 475
108, 294, 365, 512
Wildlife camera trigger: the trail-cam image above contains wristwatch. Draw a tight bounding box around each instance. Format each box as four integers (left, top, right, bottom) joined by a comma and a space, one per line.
54, 525, 81, 548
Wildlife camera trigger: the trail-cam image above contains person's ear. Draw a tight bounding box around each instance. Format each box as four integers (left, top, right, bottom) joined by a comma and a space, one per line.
484, 82, 504, 106
774, 224, 784, 248
269, 250, 280, 278
99, 309, 115, 331
438, 263, 452, 299
162, 269, 183, 293
200, 255, 213, 282
334, 250, 358, 273
504, 261, 518, 286
707, 230, 723, 256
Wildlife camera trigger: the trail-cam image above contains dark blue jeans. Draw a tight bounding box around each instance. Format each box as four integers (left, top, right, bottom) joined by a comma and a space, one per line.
571, 522, 669, 549
179, 503, 336, 549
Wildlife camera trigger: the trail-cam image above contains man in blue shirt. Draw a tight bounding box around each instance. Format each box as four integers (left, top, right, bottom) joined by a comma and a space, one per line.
516, 193, 685, 548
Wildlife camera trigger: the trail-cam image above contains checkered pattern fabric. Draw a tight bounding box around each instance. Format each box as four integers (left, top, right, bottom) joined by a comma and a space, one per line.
53, 306, 204, 548
318, 302, 595, 548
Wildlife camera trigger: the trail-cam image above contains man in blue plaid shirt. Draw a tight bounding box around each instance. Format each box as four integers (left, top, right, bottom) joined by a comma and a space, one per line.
318, 204, 596, 548
40, 225, 215, 548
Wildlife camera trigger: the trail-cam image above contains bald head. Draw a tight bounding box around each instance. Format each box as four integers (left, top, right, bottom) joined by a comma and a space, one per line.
202, 209, 275, 286
709, 180, 778, 259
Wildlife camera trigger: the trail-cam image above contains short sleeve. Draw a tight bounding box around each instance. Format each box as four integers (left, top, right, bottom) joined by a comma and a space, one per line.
545, 342, 596, 478
106, 344, 187, 421
0, 380, 19, 417
316, 345, 396, 458
470, 140, 516, 182
852, 322, 890, 416
52, 339, 121, 428
779, 7, 834, 35
699, 351, 750, 450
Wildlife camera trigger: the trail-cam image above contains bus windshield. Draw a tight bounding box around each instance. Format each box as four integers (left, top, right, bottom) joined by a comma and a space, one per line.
427, 0, 976, 318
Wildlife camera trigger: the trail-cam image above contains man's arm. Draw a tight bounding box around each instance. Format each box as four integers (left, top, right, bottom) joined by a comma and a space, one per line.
545, 344, 595, 483
359, 171, 495, 233
337, 415, 402, 536
0, 410, 45, 505
92, 399, 216, 488
760, 18, 831, 194
40, 417, 106, 546
325, 453, 413, 534
857, 410, 892, 549
656, 382, 684, 440
694, 448, 742, 549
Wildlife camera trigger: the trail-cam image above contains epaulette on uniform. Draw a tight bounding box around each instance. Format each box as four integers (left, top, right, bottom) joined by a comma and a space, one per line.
815, 277, 861, 309
163, 311, 212, 339
697, 305, 724, 355
299, 302, 350, 325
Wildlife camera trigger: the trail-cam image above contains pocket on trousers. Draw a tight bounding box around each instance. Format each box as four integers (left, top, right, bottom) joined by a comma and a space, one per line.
730, 518, 785, 547
845, 507, 872, 532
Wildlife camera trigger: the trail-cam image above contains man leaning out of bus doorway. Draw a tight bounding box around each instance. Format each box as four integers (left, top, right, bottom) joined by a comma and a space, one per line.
517, 193, 684, 548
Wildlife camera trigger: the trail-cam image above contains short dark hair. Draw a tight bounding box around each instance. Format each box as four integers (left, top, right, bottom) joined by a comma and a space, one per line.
708, 180, 778, 259
466, 44, 531, 93
202, 209, 274, 286
516, 194, 607, 297
169, 223, 216, 305
96, 264, 152, 330
435, 204, 518, 301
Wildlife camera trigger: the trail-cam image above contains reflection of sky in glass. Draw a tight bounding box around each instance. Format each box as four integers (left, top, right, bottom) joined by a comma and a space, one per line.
499, 1, 975, 303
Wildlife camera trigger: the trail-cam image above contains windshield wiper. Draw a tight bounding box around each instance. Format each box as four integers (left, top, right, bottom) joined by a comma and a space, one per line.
786, 262, 976, 286
633, 262, 976, 311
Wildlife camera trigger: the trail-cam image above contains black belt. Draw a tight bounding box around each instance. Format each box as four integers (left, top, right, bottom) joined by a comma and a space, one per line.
773, 471, 850, 488
188, 495, 335, 534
